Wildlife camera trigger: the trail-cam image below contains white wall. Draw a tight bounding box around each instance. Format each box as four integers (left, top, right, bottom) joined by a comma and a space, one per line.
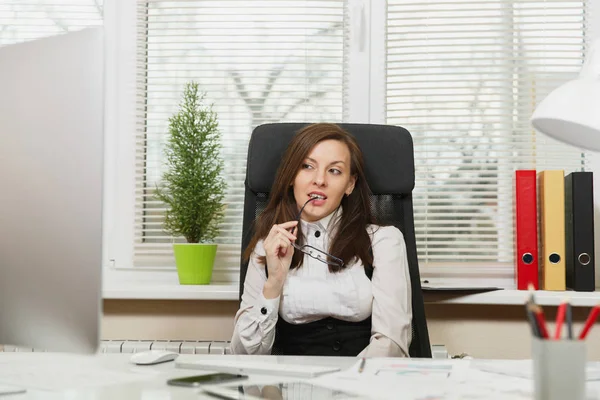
102, 300, 600, 360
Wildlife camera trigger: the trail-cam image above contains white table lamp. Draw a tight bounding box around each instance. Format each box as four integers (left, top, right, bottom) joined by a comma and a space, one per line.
531, 39, 600, 151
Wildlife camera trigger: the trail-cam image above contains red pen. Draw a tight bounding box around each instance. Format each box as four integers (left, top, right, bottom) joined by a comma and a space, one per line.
579, 304, 600, 340
554, 300, 567, 340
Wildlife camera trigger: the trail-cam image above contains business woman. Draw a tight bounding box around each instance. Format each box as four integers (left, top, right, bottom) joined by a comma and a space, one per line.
230, 123, 412, 357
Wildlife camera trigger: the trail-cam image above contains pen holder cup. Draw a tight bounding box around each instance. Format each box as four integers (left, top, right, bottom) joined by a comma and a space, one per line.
532, 337, 586, 400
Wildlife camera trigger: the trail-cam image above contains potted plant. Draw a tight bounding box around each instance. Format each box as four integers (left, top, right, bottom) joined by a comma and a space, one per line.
155, 82, 227, 285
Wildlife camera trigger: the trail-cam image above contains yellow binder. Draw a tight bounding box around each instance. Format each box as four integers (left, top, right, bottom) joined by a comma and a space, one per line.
538, 170, 566, 290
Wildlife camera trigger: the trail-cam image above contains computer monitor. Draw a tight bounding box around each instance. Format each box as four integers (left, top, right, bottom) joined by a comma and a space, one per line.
0, 27, 103, 353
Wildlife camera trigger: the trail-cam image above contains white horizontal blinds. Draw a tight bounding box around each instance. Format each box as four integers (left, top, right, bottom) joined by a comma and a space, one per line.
0, 0, 103, 46
134, 0, 345, 280
386, 0, 589, 270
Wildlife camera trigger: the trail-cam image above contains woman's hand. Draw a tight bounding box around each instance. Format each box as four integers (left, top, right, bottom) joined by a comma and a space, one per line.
262, 220, 298, 299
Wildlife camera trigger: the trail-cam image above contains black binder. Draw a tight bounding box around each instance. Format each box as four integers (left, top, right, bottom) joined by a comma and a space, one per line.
565, 171, 595, 291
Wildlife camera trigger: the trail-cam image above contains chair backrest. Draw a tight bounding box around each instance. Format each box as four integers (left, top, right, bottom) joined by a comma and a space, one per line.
239, 123, 432, 358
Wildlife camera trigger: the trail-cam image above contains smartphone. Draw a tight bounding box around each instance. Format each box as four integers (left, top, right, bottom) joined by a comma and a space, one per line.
167, 373, 248, 387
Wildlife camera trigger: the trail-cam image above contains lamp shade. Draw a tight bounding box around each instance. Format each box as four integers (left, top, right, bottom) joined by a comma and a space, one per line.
531, 39, 600, 151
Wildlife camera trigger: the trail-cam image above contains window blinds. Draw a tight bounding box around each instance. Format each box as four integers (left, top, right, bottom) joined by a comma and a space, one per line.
134, 0, 345, 282
0, 0, 103, 46
386, 0, 589, 273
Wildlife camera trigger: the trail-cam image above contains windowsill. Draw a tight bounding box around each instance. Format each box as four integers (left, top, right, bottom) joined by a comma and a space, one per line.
103, 280, 600, 306
103, 281, 239, 301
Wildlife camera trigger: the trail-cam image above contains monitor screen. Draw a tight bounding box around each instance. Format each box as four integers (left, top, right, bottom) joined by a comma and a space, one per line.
0, 27, 104, 353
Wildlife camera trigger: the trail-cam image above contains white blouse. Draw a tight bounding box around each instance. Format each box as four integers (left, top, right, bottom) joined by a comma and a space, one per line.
230, 208, 412, 357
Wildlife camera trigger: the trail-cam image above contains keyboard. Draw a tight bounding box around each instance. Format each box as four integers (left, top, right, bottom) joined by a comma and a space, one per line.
175, 356, 340, 378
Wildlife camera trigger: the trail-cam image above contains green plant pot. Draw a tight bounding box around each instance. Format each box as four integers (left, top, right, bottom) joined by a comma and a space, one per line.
173, 243, 217, 285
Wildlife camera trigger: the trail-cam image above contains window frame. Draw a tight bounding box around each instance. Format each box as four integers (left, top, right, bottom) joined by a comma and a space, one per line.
102, 0, 600, 293
374, 0, 600, 289
102, 0, 376, 289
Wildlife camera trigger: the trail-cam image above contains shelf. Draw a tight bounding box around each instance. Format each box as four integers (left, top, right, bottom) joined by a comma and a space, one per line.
424, 289, 600, 307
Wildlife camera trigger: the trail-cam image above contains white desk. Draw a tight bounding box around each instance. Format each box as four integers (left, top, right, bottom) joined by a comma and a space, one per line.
1, 353, 600, 399
0, 353, 358, 400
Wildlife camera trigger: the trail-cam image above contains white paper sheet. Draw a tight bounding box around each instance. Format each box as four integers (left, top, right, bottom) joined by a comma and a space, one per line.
0, 384, 26, 396
473, 360, 600, 381
0, 353, 157, 391
308, 359, 462, 400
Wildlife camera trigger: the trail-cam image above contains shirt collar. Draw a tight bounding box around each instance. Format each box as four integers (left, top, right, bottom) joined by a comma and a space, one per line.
300, 206, 342, 234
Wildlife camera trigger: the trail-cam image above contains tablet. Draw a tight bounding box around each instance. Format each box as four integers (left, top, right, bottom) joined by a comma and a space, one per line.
202, 381, 366, 400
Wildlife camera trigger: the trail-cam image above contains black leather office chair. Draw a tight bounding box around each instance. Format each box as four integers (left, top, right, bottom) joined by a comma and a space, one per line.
238, 123, 432, 358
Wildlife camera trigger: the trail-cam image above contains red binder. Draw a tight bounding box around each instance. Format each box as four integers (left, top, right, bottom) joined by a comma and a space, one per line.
515, 170, 539, 290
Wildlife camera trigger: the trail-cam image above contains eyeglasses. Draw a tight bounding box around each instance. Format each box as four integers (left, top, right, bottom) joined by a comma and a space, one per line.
290, 198, 344, 269
291, 242, 344, 269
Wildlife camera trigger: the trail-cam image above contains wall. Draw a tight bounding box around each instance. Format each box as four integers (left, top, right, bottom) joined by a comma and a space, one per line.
102, 300, 600, 360
426, 304, 600, 359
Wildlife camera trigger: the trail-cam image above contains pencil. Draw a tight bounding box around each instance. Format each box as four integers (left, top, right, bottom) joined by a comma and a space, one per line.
527, 283, 536, 306
566, 302, 573, 340
531, 304, 549, 339
526, 303, 541, 337
554, 300, 568, 340
525, 284, 541, 338
358, 357, 366, 373
579, 304, 600, 340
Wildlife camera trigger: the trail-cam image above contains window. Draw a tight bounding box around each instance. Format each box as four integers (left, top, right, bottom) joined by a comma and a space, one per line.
133, 0, 346, 282
0, 1, 103, 46
105, 0, 596, 288
386, 0, 591, 286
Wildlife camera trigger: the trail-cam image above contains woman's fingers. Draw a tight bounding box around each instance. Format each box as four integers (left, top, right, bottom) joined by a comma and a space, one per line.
274, 235, 290, 251
274, 226, 296, 242
265, 222, 298, 260
277, 236, 292, 257
266, 231, 293, 245
267, 222, 297, 242
277, 220, 298, 230
266, 234, 292, 256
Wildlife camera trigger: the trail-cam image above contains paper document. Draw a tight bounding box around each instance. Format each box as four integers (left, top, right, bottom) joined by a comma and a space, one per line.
0, 353, 155, 391
0, 384, 26, 396
308, 359, 461, 400
473, 360, 600, 381
374, 360, 454, 378
204, 381, 370, 400
340, 358, 456, 378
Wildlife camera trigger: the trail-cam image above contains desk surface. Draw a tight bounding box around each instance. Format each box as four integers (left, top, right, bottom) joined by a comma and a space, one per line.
0, 353, 359, 400
1, 353, 600, 399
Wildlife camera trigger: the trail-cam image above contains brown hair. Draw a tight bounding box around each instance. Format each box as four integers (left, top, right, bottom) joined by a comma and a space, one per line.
243, 123, 376, 272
